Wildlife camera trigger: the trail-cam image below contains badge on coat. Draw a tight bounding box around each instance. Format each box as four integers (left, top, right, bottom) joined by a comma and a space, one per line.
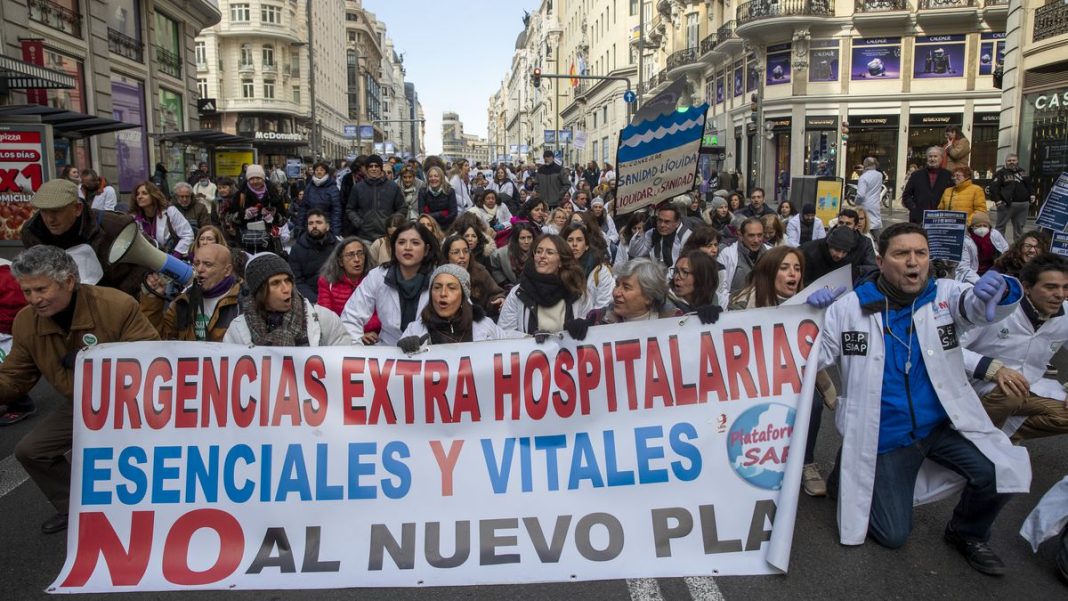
842, 331, 868, 356
937, 324, 958, 350
82, 333, 98, 347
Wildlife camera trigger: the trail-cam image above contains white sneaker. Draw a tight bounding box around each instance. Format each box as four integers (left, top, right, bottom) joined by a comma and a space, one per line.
803, 463, 827, 497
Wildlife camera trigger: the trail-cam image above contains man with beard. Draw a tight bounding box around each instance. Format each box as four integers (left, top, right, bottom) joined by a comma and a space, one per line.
800, 224, 878, 286
77, 168, 117, 211
716, 217, 770, 306
535, 149, 571, 208
143, 243, 241, 341
171, 182, 212, 231
224, 253, 350, 346
288, 209, 337, 303
902, 146, 953, 225
989, 153, 1036, 240
787, 203, 827, 246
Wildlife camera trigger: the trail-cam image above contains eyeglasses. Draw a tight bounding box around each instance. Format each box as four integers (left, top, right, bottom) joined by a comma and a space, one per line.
343, 251, 364, 259
1022, 243, 1039, 251
674, 268, 693, 278
449, 248, 470, 257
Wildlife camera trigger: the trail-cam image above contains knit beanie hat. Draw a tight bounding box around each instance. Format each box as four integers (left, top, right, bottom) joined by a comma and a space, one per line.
244, 253, 293, 295
591, 197, 605, 208
710, 197, 728, 211
430, 263, 471, 300
366, 154, 384, 168
802, 203, 816, 215
713, 189, 730, 199
245, 164, 266, 180
826, 226, 858, 252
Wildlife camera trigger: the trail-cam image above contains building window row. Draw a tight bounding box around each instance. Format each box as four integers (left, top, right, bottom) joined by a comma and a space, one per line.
230, 3, 283, 25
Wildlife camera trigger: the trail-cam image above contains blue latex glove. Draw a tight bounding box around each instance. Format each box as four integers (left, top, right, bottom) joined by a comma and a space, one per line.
805, 286, 847, 309
973, 269, 1008, 322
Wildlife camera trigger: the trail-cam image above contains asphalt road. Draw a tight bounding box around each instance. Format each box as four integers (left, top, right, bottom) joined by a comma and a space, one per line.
1, 207, 1064, 600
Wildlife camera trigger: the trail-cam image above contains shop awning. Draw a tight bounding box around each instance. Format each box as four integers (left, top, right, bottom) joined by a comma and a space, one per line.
152, 130, 254, 147
0, 56, 76, 90
0, 104, 139, 138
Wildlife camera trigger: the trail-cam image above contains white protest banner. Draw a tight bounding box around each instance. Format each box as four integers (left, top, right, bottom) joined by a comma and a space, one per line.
51, 306, 821, 593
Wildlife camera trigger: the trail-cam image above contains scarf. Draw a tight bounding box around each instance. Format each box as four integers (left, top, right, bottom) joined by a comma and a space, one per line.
312, 175, 329, 186
388, 264, 428, 331
651, 229, 677, 267
799, 218, 815, 244
424, 311, 473, 345
970, 231, 997, 275
247, 181, 267, 201
876, 273, 923, 310
578, 251, 597, 278
134, 213, 157, 239
241, 292, 310, 346
519, 260, 577, 308
731, 245, 764, 292
427, 184, 446, 196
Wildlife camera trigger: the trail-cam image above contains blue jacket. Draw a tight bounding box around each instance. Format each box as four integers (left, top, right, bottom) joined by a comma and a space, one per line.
300, 177, 342, 233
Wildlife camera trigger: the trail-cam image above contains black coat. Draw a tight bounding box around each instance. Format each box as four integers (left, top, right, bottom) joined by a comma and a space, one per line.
989, 167, 1035, 206
902, 168, 953, 224
345, 176, 405, 240
418, 187, 459, 228
287, 232, 337, 303
800, 228, 878, 286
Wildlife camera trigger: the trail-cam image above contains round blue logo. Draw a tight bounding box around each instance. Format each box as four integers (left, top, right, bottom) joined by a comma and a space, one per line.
726, 403, 797, 490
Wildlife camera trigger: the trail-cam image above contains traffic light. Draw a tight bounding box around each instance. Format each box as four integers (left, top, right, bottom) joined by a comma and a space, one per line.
840, 120, 850, 144
532, 67, 542, 89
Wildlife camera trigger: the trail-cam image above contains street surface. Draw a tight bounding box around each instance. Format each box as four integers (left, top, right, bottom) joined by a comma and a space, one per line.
1, 207, 1065, 600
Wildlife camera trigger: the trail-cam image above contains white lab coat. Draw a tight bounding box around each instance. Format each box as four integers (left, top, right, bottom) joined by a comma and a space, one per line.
586, 263, 615, 310
498, 285, 594, 334
90, 185, 118, 211
450, 175, 473, 211
400, 315, 525, 343
715, 241, 772, 307
628, 226, 691, 266
816, 278, 1032, 545
961, 301, 1068, 399
224, 298, 353, 346
955, 232, 1010, 284
341, 265, 430, 346
785, 214, 826, 247
148, 205, 194, 256
1021, 475, 1068, 552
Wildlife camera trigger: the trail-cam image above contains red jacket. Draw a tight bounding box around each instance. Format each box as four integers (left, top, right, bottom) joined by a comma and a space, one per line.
0, 264, 26, 334
317, 275, 381, 333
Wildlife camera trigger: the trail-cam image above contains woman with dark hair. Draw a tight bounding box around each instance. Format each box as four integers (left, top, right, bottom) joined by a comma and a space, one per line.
449, 212, 496, 271
727, 192, 745, 214
490, 221, 535, 290
298, 160, 342, 235
561, 223, 615, 310
670, 250, 719, 312
341, 221, 440, 345
498, 234, 592, 334
994, 229, 1048, 277
726, 245, 830, 496
705, 196, 737, 243
396, 264, 523, 352
369, 213, 407, 267
488, 166, 520, 212
468, 189, 512, 246
441, 234, 506, 315
680, 224, 721, 259
777, 200, 795, 222
514, 196, 549, 230
317, 236, 382, 340
60, 164, 80, 184
130, 181, 194, 257
589, 197, 619, 246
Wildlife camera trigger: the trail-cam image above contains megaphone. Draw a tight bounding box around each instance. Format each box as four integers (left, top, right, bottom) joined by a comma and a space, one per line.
108, 222, 194, 287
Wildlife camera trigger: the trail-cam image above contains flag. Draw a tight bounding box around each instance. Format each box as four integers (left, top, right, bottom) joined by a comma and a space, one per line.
570, 62, 577, 88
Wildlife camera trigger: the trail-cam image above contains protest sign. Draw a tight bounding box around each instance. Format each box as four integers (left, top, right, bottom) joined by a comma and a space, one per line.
50, 306, 822, 592
1035, 172, 1068, 232
1051, 231, 1068, 258
923, 210, 968, 261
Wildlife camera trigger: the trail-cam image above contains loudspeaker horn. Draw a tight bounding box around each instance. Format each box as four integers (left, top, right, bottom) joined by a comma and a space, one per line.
108, 222, 194, 287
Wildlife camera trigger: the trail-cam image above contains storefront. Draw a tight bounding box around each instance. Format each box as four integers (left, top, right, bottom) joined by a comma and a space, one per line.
970, 112, 1000, 182
907, 113, 962, 173
803, 115, 838, 176
235, 114, 309, 170
846, 114, 899, 194
767, 117, 791, 199
1019, 85, 1068, 201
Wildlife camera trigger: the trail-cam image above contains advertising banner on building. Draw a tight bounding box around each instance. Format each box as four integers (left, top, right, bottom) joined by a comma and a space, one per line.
49, 304, 823, 592
923, 210, 968, 261
747, 56, 760, 92
979, 32, 1006, 76
766, 44, 792, 86
913, 35, 965, 79
815, 178, 843, 226
733, 62, 744, 98
615, 80, 708, 215
111, 80, 148, 193
850, 38, 901, 80
808, 40, 840, 83
716, 76, 724, 104
215, 150, 255, 178
0, 124, 49, 240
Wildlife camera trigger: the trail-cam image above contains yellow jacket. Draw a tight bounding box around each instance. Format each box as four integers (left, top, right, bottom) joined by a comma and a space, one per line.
938, 180, 987, 223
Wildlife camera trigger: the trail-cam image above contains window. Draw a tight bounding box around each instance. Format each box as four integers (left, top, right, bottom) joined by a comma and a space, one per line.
240, 44, 253, 67
686, 13, 699, 49
230, 3, 250, 22
631, 0, 639, 16
592, 112, 598, 129
261, 4, 282, 25
592, 140, 599, 162
155, 12, 180, 54
602, 137, 610, 164
348, 31, 356, 42
195, 41, 206, 67
603, 106, 608, 123
242, 79, 254, 98
263, 80, 275, 99
197, 78, 208, 99
262, 45, 274, 67
292, 86, 301, 103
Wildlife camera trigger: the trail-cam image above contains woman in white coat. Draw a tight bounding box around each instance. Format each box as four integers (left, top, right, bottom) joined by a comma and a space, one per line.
498, 234, 593, 334
397, 263, 523, 352
814, 222, 1029, 574
561, 223, 614, 310
448, 159, 473, 212
130, 181, 194, 257
341, 221, 440, 345
956, 211, 1010, 284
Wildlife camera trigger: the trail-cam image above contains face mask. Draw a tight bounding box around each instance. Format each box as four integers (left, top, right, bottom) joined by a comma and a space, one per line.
973, 226, 990, 237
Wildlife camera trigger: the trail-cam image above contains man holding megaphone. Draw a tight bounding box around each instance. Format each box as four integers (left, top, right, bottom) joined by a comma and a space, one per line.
21, 180, 150, 298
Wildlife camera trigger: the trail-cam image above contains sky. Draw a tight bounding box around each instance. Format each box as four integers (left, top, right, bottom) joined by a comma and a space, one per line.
362, 0, 537, 155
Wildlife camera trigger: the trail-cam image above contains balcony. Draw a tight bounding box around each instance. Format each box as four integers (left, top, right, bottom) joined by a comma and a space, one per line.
107, 28, 143, 62
666, 46, 702, 76
699, 31, 717, 56
28, 0, 83, 37
223, 98, 304, 115
916, 0, 979, 26
155, 46, 182, 79
853, 0, 912, 28
713, 20, 741, 56
262, 63, 277, 74
980, 0, 1008, 25
217, 22, 304, 44
737, 0, 834, 36
1034, 1, 1068, 42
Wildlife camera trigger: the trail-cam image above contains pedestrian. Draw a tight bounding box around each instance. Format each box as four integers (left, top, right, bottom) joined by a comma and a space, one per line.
669, 249, 719, 313
129, 181, 194, 258
468, 189, 513, 245
993, 230, 1048, 278
856, 157, 884, 239
171, 181, 211, 231
142, 243, 241, 341
489, 166, 520, 213
799, 224, 878, 286
440, 234, 506, 316
561, 223, 615, 311
227, 165, 288, 254
958, 212, 1009, 282
786, 203, 826, 247
989, 153, 1036, 240
777, 200, 796, 222
316, 237, 382, 343
627, 203, 692, 267
345, 154, 405, 241
449, 159, 473, 212
575, 259, 684, 331
151, 162, 170, 198
902, 146, 953, 225
449, 213, 496, 272
7, 245, 158, 534
815, 221, 1027, 575
939, 166, 987, 223
716, 217, 770, 306
418, 165, 459, 229
944, 125, 971, 172
738, 187, 777, 218
777, 169, 790, 201
368, 213, 406, 268
398, 166, 425, 219
77, 168, 117, 211
535, 150, 571, 207
498, 234, 593, 335
299, 161, 343, 236
287, 209, 337, 304
762, 214, 787, 247
224, 253, 350, 346
490, 221, 535, 291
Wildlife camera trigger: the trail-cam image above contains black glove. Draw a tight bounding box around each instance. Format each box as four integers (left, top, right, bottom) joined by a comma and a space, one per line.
696, 304, 723, 325
533, 330, 554, 344
564, 318, 590, 341
397, 335, 427, 354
